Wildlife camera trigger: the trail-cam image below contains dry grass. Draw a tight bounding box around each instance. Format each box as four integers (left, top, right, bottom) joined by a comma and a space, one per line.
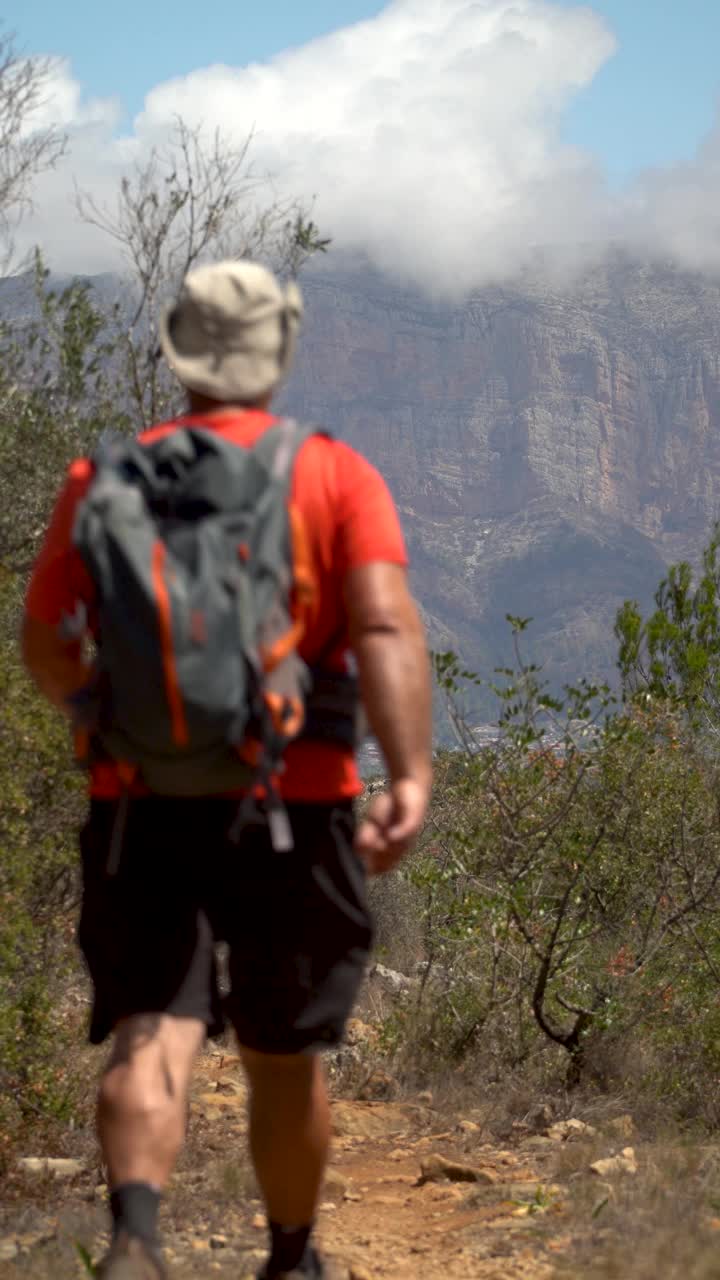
550, 1140, 720, 1278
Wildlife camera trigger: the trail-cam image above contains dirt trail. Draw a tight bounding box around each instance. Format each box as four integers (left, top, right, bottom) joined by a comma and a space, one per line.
0, 1047, 570, 1280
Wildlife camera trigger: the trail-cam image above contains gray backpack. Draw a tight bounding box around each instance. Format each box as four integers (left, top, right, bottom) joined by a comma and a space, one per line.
71, 419, 327, 853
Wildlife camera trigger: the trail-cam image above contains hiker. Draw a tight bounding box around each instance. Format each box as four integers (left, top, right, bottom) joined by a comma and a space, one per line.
21, 260, 432, 1280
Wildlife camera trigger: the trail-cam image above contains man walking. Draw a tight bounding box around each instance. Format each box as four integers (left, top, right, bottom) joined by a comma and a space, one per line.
21, 261, 432, 1279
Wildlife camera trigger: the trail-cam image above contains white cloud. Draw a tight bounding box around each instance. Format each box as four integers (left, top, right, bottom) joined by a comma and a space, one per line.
25, 57, 119, 133
13, 0, 720, 294
134, 0, 617, 293
620, 122, 720, 276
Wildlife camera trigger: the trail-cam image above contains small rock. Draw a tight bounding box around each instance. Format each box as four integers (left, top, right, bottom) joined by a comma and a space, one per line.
457, 1120, 480, 1135
0, 1241, 18, 1263
332, 1101, 416, 1139
417, 1090, 434, 1106
418, 1154, 497, 1186
196, 1092, 243, 1113
367, 963, 416, 997
547, 1119, 597, 1142
17, 1157, 85, 1179
344, 1191, 363, 1203
324, 1169, 350, 1199
605, 1114, 635, 1141
357, 1070, 395, 1100
589, 1147, 638, 1178
210, 1234, 228, 1249
319, 1201, 337, 1213
16, 1227, 56, 1250
345, 1019, 379, 1047
425, 1184, 464, 1202
252, 1213, 266, 1230
213, 1078, 246, 1097
411, 1133, 454, 1153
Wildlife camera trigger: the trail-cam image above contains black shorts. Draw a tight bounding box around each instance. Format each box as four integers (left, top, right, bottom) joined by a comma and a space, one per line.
77, 797, 373, 1054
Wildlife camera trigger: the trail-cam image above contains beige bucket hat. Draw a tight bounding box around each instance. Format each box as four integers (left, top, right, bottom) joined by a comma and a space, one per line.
159, 260, 303, 402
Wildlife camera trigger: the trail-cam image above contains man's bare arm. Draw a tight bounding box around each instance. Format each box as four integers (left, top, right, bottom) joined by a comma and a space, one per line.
344, 562, 432, 872
21, 615, 90, 715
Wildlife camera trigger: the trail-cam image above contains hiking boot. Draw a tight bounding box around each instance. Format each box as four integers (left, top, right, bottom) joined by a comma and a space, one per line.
257, 1247, 349, 1279
95, 1230, 167, 1279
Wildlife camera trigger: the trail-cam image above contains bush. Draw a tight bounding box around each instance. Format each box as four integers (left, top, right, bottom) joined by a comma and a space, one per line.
0, 576, 87, 1137
369, 625, 720, 1124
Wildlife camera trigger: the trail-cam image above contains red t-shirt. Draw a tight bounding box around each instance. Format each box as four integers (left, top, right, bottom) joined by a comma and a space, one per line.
24, 409, 408, 801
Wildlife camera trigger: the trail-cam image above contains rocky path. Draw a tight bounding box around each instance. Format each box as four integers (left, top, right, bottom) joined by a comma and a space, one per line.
0, 1046, 633, 1279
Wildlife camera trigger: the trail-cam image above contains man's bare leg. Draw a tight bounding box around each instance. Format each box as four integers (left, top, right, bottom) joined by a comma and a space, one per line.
97, 1013, 205, 1268
99, 1014, 205, 1185
241, 1046, 330, 1275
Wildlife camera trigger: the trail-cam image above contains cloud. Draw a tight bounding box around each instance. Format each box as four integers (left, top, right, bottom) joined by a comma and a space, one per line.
13, 0, 720, 294
25, 57, 119, 133
620, 122, 720, 276
13, 60, 129, 274
135, 0, 617, 293
11, 0, 618, 288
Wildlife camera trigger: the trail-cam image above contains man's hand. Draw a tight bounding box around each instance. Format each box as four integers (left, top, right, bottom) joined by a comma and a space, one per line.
345, 562, 432, 875
355, 777, 430, 875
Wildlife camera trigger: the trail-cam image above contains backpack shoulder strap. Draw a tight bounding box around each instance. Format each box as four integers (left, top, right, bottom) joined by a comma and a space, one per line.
249, 418, 330, 483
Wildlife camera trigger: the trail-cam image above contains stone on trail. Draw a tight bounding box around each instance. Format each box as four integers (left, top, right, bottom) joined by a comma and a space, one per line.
547, 1118, 597, 1142
418, 1153, 498, 1186
331, 1100, 420, 1139
357, 1069, 396, 1101
324, 1168, 351, 1199
367, 963, 416, 997
589, 1147, 638, 1178
17, 1156, 85, 1179
457, 1119, 481, 1135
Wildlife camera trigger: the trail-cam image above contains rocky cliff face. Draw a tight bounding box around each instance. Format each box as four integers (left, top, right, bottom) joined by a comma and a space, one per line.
6, 258, 720, 702
284, 257, 720, 695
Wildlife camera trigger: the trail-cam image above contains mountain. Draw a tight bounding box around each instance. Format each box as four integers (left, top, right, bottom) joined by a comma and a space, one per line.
283, 256, 720, 698
6, 256, 720, 701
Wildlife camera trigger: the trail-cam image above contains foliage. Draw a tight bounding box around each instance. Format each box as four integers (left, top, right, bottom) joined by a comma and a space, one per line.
615, 524, 720, 732
0, 30, 66, 265
0, 574, 86, 1130
375, 614, 720, 1122
75, 117, 331, 426
0, 261, 112, 1123
0, 252, 126, 576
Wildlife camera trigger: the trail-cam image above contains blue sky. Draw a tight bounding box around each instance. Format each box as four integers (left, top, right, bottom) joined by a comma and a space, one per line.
559, 0, 720, 177
7, 0, 720, 181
